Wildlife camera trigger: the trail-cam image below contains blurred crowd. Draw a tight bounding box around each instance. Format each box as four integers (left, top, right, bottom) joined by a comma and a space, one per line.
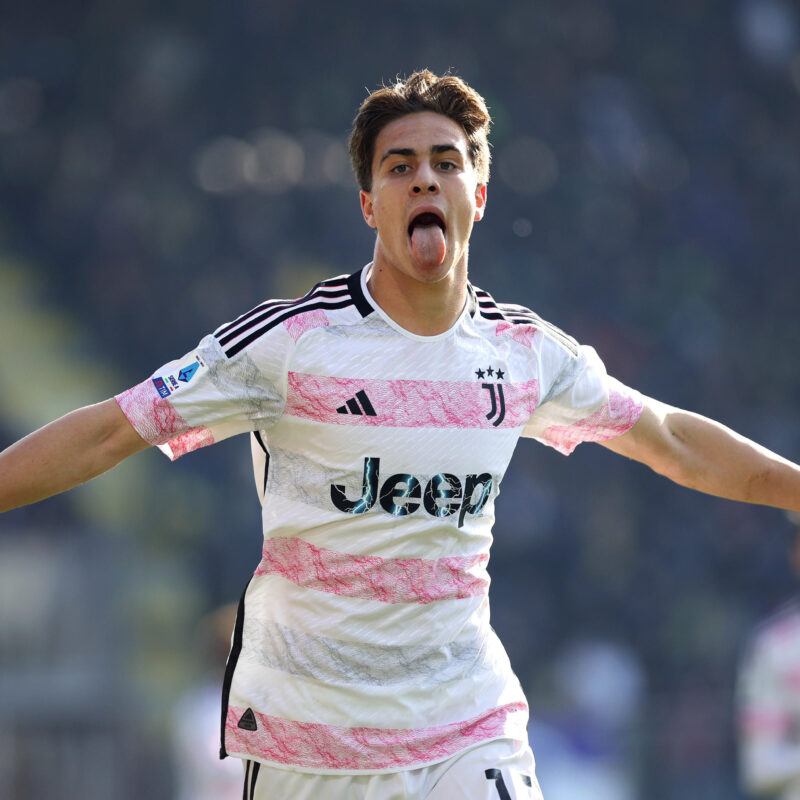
2, 1, 800, 798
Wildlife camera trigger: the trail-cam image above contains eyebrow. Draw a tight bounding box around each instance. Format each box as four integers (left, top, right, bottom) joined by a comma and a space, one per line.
379, 143, 461, 165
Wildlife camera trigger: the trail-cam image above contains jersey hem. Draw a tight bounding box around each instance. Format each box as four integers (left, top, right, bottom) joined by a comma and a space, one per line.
223, 734, 525, 776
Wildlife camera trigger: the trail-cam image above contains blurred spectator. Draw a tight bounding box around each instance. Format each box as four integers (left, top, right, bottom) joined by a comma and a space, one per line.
737, 513, 800, 799
171, 603, 242, 800
529, 638, 645, 800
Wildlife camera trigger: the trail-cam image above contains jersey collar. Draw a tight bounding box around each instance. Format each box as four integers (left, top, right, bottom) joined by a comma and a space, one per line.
350, 264, 479, 320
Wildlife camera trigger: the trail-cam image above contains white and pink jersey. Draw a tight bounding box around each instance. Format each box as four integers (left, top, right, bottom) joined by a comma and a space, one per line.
737, 601, 800, 799
116, 266, 643, 774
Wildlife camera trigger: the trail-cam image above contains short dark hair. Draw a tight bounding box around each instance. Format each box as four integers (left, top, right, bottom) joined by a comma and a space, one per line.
349, 70, 492, 192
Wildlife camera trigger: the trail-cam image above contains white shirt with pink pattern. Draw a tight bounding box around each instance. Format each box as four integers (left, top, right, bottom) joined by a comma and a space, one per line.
115, 265, 643, 774
738, 600, 800, 800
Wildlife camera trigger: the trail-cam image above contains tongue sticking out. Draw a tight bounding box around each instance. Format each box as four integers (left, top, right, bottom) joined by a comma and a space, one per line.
410, 224, 446, 268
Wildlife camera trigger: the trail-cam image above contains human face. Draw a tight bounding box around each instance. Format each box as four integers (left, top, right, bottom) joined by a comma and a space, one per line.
359, 111, 487, 286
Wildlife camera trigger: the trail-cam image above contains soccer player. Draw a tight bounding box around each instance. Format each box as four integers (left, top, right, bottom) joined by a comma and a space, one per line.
737, 513, 800, 800
1, 70, 799, 799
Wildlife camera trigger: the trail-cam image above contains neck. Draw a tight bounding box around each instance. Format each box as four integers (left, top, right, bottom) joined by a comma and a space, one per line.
366, 251, 469, 336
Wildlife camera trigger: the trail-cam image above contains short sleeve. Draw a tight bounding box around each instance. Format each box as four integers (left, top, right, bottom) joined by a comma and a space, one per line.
522, 343, 643, 455
115, 325, 291, 461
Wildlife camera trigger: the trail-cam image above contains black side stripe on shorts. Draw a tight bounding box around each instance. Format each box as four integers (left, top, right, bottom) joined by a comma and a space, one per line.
249, 762, 260, 800
220, 580, 250, 759
242, 761, 260, 800
242, 761, 250, 800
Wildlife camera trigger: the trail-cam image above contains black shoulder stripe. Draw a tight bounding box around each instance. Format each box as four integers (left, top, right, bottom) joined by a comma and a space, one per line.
475, 288, 579, 356
215, 290, 347, 342
216, 285, 349, 345
496, 302, 537, 315
499, 304, 579, 355
223, 297, 355, 357
346, 268, 374, 318
217, 287, 350, 346
215, 269, 375, 358
214, 277, 348, 340
529, 317, 579, 356
498, 310, 543, 324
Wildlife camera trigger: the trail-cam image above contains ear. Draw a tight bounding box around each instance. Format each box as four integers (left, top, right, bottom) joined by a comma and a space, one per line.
474, 184, 487, 222
360, 190, 377, 229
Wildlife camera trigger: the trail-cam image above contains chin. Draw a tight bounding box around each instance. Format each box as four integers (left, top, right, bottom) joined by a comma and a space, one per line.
413, 262, 454, 283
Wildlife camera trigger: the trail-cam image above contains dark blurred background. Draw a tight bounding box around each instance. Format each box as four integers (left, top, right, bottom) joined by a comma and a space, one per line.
2, 1, 800, 798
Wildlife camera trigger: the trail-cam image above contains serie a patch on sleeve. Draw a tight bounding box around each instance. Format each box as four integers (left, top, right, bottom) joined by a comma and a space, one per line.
151, 352, 207, 398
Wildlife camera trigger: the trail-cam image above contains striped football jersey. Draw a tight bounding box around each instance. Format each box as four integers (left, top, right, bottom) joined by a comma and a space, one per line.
115, 265, 643, 773
738, 600, 800, 799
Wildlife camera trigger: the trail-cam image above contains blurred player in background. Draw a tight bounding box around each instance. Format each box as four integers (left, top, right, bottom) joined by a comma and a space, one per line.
2, 71, 800, 799
738, 512, 800, 800
171, 604, 242, 800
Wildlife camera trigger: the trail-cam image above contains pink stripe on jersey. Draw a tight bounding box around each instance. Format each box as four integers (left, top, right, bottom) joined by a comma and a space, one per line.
538, 388, 643, 455
225, 702, 527, 771
285, 373, 539, 429
115, 379, 190, 446
739, 710, 791, 736
495, 321, 538, 349
166, 426, 216, 458
784, 668, 800, 689
254, 537, 489, 605
284, 309, 329, 342
115, 379, 214, 459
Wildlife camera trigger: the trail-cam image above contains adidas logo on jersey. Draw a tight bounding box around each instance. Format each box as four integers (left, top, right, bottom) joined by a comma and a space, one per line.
330, 457, 494, 528
336, 390, 376, 416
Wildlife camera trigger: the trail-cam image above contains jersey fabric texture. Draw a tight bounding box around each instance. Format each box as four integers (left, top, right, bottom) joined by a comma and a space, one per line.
115, 265, 643, 775
243, 738, 541, 799
737, 600, 800, 799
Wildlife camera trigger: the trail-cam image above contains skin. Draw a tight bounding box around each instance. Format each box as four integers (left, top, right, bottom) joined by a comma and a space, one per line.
361, 111, 486, 337
0, 399, 147, 512
601, 398, 800, 511
0, 110, 799, 515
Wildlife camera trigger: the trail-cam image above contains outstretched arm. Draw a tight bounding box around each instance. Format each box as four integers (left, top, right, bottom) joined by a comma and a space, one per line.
601, 396, 800, 511
0, 398, 149, 513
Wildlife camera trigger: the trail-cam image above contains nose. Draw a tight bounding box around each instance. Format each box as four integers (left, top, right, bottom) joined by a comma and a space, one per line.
411, 164, 438, 195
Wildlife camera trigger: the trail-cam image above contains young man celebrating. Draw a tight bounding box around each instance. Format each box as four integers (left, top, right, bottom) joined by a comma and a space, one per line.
1, 71, 799, 799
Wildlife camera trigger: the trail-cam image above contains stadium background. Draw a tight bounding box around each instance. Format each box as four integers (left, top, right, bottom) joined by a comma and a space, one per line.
2, 1, 800, 797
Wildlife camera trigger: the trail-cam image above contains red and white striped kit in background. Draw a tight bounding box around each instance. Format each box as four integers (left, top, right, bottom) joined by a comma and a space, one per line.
116, 265, 643, 777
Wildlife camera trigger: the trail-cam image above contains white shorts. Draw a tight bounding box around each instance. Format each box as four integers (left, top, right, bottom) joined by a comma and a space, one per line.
240, 738, 542, 800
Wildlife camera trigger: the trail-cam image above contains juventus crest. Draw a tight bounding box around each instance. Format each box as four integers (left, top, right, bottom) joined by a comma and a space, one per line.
475, 365, 506, 427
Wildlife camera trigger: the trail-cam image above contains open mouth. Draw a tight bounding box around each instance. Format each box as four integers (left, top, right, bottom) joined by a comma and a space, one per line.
407, 211, 446, 237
